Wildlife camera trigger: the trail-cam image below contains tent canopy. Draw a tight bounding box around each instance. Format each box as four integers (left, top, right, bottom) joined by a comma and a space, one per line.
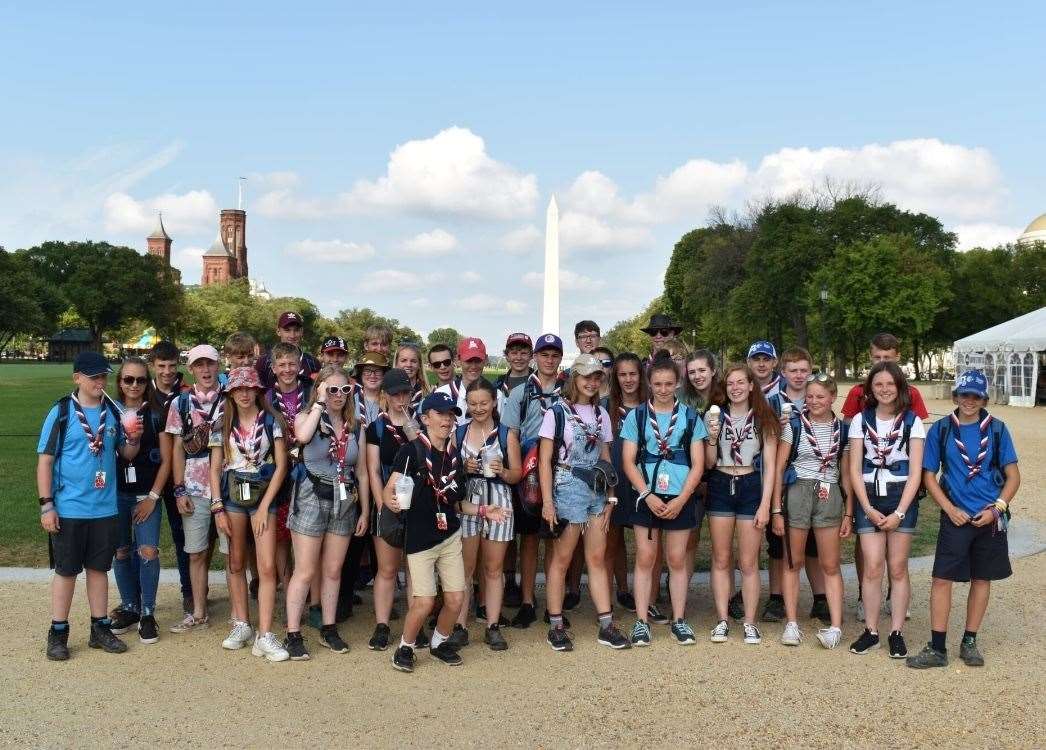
954, 307, 1046, 353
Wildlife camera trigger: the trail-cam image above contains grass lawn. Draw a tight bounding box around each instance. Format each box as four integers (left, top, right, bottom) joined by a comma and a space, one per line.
0, 363, 939, 568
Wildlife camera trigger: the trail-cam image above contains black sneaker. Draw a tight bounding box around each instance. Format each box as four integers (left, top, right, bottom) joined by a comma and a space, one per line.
138, 615, 159, 645
503, 579, 523, 609
646, 604, 669, 625
320, 625, 350, 654
727, 591, 744, 621
542, 609, 571, 629
888, 631, 908, 659
809, 597, 831, 625
368, 623, 391, 651
616, 591, 637, 612
512, 603, 537, 629
430, 641, 463, 666
761, 597, 784, 623
447, 624, 469, 650
597, 623, 631, 650
108, 607, 140, 635
906, 643, 948, 669
960, 636, 984, 667
392, 645, 415, 673
285, 631, 311, 661
563, 591, 581, 611
89, 620, 128, 654
415, 627, 430, 649
547, 626, 573, 652
849, 628, 881, 655
485, 625, 508, 651
46, 626, 70, 661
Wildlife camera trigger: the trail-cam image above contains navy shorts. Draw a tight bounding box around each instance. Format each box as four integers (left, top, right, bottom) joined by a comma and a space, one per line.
630, 494, 704, 532
931, 512, 1012, 582
855, 482, 919, 534
707, 470, 761, 520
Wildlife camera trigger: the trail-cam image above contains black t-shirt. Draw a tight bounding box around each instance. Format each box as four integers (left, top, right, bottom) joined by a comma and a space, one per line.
365, 416, 411, 484
391, 440, 464, 555
117, 406, 163, 494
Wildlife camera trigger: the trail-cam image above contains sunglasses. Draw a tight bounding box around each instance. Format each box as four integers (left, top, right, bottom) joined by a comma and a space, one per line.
805, 373, 833, 384
120, 376, 147, 386
430, 358, 453, 369
651, 329, 675, 337
326, 385, 354, 395
599, 359, 613, 368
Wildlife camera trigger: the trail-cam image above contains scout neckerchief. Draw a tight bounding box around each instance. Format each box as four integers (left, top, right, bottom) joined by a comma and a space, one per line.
864, 410, 906, 468
410, 383, 424, 415
448, 377, 462, 403
417, 430, 459, 505
153, 371, 183, 410
231, 411, 266, 467
646, 399, 680, 458
951, 409, 992, 480
321, 409, 351, 480
71, 392, 106, 456
723, 408, 754, 466
800, 407, 842, 475
269, 384, 303, 441
760, 373, 781, 396
527, 372, 562, 414
566, 401, 603, 452
378, 412, 407, 445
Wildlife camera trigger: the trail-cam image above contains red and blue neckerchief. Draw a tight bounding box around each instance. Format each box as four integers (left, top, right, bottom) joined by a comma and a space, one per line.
417, 430, 459, 505
723, 409, 754, 466
952, 410, 992, 480
378, 412, 407, 445
646, 399, 680, 457
70, 393, 106, 456
231, 411, 266, 466
566, 402, 603, 452
527, 372, 562, 415
864, 411, 905, 467
761, 374, 781, 396
799, 407, 842, 474
321, 410, 350, 479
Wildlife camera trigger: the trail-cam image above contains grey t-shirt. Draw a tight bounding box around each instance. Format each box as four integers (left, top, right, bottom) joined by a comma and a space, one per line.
302, 424, 361, 481
502, 379, 561, 444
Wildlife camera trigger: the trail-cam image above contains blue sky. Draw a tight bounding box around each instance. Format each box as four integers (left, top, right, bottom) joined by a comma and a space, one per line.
2, 2, 1043, 348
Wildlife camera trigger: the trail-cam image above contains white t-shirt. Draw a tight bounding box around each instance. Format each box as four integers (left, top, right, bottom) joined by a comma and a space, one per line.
848, 411, 925, 484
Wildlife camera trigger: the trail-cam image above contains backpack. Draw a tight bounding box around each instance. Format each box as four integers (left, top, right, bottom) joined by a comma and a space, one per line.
518, 373, 566, 426
780, 410, 843, 487
45, 394, 122, 490
935, 409, 1007, 497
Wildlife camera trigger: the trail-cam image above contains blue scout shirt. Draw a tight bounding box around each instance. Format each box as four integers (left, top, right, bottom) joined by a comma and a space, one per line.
620, 403, 708, 496
923, 417, 1017, 517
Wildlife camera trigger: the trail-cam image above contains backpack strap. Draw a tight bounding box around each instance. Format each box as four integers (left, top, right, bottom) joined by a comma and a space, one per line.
497, 423, 511, 464
551, 404, 566, 464
454, 422, 468, 450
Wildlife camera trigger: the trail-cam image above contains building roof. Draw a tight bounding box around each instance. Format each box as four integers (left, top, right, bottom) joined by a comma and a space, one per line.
203, 232, 232, 257
49, 328, 93, 343
1022, 213, 1046, 235
147, 212, 171, 240
954, 306, 1046, 353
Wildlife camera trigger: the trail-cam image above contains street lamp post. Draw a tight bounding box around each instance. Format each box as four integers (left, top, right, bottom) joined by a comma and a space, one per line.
819, 285, 829, 374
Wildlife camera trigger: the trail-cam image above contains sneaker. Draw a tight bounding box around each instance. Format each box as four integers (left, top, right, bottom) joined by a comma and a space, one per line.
597, 623, 631, 649
252, 631, 290, 662
46, 626, 70, 661
743, 622, 762, 645
547, 626, 573, 652
284, 632, 311, 661
222, 620, 254, 650
415, 627, 430, 649
392, 645, 415, 673
855, 600, 866, 622
307, 605, 323, 630
761, 597, 784, 623
816, 627, 842, 650
809, 598, 831, 625
368, 623, 391, 651
447, 624, 469, 650
672, 619, 697, 646
89, 620, 127, 653
710, 620, 730, 643
906, 643, 948, 669
430, 641, 463, 666
616, 590, 637, 612
727, 591, 744, 621
484, 625, 508, 651
646, 604, 670, 625
563, 590, 581, 611
888, 631, 908, 659
960, 636, 984, 667
512, 603, 537, 629
781, 621, 803, 646
138, 615, 159, 645
320, 625, 350, 654
503, 580, 523, 609
630, 620, 652, 647
108, 606, 140, 635
169, 612, 209, 634
543, 609, 571, 629
849, 628, 881, 655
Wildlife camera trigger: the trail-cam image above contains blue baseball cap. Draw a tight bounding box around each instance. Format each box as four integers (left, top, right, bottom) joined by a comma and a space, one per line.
421, 391, 462, 416
534, 333, 563, 353
747, 340, 777, 359
953, 370, 988, 399
73, 351, 112, 377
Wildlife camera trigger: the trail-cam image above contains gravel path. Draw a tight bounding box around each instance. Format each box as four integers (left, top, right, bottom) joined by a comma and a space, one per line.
4, 398, 1045, 748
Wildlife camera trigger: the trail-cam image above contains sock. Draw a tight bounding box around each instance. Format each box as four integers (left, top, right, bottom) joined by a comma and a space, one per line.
963, 630, 977, 641
931, 630, 947, 652
597, 611, 613, 630
890, 630, 901, 636
287, 630, 301, 637
549, 613, 564, 630
399, 637, 415, 651
51, 620, 69, 631
91, 616, 110, 626
489, 623, 499, 631
431, 629, 447, 648
868, 629, 878, 637
769, 593, 784, 603
813, 593, 827, 602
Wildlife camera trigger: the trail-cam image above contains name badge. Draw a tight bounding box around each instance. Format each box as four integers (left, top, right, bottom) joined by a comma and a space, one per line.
656, 471, 671, 494
435, 512, 448, 531
817, 482, 830, 502
240, 483, 252, 503
125, 466, 137, 484
876, 475, 888, 497
338, 481, 348, 503
94, 470, 107, 490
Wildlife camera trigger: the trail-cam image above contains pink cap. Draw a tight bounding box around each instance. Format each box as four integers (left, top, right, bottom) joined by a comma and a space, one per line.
186, 344, 219, 365
457, 337, 487, 361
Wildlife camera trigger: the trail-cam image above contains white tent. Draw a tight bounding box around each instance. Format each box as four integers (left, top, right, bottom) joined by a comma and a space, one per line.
953, 306, 1046, 407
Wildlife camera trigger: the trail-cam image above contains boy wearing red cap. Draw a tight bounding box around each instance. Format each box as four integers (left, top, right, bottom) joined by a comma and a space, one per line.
437, 337, 491, 424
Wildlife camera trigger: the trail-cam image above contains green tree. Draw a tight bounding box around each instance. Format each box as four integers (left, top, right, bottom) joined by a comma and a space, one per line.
426, 327, 462, 351
1013, 241, 1046, 312
603, 296, 668, 356
331, 308, 418, 355
0, 248, 65, 352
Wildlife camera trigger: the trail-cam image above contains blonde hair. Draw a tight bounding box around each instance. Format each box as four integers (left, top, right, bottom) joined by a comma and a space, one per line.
394, 343, 430, 396
307, 365, 357, 432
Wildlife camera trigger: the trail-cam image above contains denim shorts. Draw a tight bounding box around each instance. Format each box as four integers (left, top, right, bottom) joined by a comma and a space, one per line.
706, 470, 762, 520
855, 482, 919, 534
224, 499, 280, 516
553, 467, 607, 524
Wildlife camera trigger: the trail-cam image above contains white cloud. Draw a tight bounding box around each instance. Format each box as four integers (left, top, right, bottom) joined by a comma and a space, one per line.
456, 294, 527, 314
171, 245, 207, 279
461, 271, 482, 284
368, 269, 446, 292
954, 223, 1021, 251
559, 211, 653, 251
103, 190, 219, 234
285, 239, 376, 263
627, 159, 748, 223
402, 228, 458, 256
408, 297, 430, 308
523, 270, 606, 292
247, 171, 300, 190
500, 224, 543, 255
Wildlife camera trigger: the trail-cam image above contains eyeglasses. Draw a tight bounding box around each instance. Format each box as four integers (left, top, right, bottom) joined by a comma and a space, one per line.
805, 373, 833, 384
651, 329, 675, 337
120, 376, 147, 386
576, 333, 599, 341
326, 385, 353, 395
430, 358, 453, 369
360, 367, 384, 377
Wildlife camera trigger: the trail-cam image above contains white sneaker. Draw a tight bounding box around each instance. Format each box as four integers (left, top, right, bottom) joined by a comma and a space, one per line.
856, 601, 865, 622
710, 620, 729, 643
817, 626, 842, 649
252, 631, 290, 662
743, 622, 762, 645
781, 621, 803, 646
222, 620, 254, 650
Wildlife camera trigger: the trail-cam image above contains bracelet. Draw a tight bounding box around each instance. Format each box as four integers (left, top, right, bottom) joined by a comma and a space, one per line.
212, 507, 225, 516
126, 438, 140, 446
40, 502, 55, 516
311, 402, 324, 412
994, 498, 1008, 513
148, 490, 161, 501
38, 496, 55, 506
173, 484, 187, 498
771, 509, 783, 515
607, 496, 619, 506
478, 505, 487, 519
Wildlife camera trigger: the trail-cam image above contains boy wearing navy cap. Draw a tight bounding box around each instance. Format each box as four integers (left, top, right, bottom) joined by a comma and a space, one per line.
907, 370, 1020, 669
38, 352, 143, 660
746, 340, 781, 398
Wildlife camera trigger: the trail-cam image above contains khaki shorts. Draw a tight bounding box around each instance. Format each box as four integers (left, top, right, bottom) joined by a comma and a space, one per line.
406, 531, 466, 597
785, 479, 844, 529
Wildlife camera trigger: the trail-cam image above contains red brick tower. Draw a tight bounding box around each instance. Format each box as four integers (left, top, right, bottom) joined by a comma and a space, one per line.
220, 209, 247, 279
146, 212, 172, 264
201, 232, 233, 286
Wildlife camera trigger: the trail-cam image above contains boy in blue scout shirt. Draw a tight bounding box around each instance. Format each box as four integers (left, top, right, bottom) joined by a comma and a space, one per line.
907, 370, 1020, 669
37, 352, 143, 661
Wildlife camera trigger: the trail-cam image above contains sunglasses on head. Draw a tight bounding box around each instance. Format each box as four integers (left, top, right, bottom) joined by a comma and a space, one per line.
806, 373, 832, 384
120, 376, 147, 386
326, 385, 353, 395
599, 359, 613, 368
652, 329, 674, 337
430, 358, 453, 369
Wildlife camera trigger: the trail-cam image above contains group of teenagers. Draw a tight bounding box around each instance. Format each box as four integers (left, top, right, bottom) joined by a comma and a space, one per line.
37, 311, 1021, 673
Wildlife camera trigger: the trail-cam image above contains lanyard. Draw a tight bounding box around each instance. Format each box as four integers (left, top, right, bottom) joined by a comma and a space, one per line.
71, 393, 106, 456
646, 400, 680, 457
952, 410, 992, 480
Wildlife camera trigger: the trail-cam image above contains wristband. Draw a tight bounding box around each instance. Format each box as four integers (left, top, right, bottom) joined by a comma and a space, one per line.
771, 509, 783, 515
637, 489, 651, 503
478, 505, 487, 519
212, 507, 225, 516
148, 490, 161, 502
40, 502, 55, 516
173, 484, 188, 498
607, 496, 619, 506
994, 498, 1008, 513
38, 496, 55, 506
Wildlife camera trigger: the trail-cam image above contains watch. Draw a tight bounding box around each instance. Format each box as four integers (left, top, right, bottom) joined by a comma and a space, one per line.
893, 510, 905, 520
39, 496, 55, 506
